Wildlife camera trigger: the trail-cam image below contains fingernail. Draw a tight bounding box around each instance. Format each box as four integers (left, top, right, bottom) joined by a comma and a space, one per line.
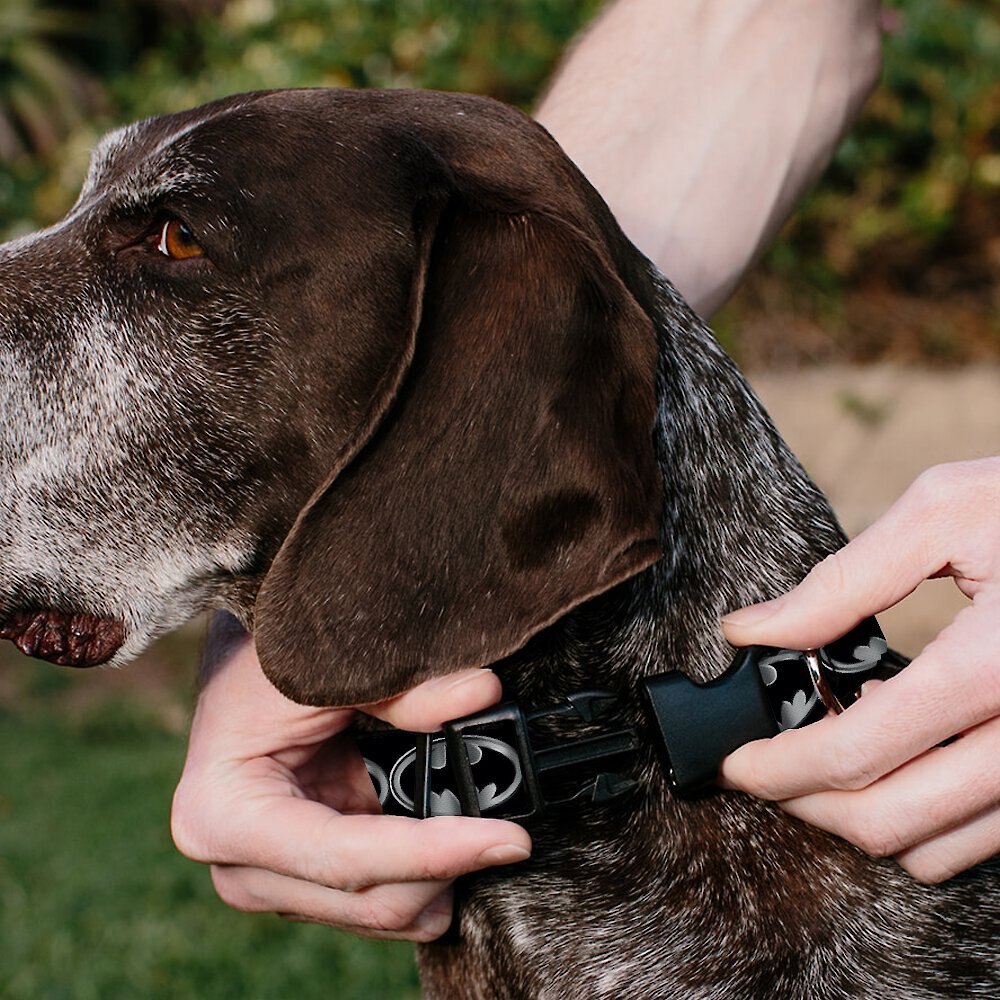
476, 844, 531, 867
720, 598, 783, 628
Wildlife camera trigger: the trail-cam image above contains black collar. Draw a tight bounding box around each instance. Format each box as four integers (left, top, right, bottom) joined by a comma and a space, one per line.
358, 616, 907, 822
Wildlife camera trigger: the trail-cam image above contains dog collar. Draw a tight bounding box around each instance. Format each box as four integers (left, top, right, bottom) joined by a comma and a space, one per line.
357, 617, 907, 822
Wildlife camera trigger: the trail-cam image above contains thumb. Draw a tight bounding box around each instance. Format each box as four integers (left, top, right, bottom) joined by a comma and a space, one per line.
721, 512, 937, 650
364, 669, 503, 733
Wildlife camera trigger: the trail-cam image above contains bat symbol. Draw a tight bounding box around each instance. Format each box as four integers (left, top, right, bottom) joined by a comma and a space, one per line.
387, 735, 523, 816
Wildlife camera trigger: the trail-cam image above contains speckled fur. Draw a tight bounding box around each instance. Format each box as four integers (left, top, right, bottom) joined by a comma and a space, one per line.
419, 270, 1000, 998
0, 89, 996, 998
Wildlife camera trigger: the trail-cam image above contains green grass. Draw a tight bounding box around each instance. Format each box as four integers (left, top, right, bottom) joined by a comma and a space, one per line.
0, 666, 420, 999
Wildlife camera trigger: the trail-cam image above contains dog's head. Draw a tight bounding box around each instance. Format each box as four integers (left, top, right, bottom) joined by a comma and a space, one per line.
0, 89, 661, 704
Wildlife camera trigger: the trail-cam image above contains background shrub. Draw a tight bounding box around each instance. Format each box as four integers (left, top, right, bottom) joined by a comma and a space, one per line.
1, 0, 998, 364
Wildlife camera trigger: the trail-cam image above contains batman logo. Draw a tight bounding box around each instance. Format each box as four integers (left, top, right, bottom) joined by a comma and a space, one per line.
365, 735, 523, 817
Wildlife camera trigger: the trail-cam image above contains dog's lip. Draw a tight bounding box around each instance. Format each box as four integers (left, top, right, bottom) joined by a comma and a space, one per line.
0, 608, 125, 667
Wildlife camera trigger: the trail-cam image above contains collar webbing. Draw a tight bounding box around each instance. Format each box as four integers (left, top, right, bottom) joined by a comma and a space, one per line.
357, 617, 907, 822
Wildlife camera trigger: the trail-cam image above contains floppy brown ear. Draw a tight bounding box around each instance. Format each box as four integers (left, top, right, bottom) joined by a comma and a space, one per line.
255, 182, 661, 706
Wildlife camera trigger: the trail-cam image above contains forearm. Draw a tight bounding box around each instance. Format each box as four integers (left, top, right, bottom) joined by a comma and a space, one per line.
536, 0, 883, 316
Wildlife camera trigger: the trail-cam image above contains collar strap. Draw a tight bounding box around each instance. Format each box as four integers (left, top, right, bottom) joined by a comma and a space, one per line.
358, 617, 907, 822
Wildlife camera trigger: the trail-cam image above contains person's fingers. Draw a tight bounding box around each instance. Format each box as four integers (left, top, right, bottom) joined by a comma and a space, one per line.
210, 865, 457, 941
896, 805, 1000, 885
720, 461, 999, 650
774, 712, 1000, 857
366, 668, 504, 732
173, 793, 531, 887
201, 621, 503, 738
714, 460, 1000, 882
720, 603, 1000, 799
189, 634, 354, 760
720, 529, 929, 652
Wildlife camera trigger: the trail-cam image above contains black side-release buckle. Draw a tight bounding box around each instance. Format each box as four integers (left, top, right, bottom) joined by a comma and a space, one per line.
642, 616, 908, 797
357, 690, 641, 823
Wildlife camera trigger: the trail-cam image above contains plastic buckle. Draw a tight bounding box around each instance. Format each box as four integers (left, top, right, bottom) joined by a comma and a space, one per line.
358, 690, 641, 823
642, 617, 908, 797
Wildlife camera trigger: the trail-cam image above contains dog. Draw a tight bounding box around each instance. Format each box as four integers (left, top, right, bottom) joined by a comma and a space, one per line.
0, 89, 996, 998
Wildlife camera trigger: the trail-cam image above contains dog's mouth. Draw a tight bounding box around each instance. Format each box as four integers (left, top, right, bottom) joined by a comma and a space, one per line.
0, 608, 125, 667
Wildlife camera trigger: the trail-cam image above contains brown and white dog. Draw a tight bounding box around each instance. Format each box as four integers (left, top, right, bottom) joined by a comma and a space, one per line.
0, 89, 996, 998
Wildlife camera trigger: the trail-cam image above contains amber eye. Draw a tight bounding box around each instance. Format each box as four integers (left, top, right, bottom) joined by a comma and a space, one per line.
157, 218, 204, 260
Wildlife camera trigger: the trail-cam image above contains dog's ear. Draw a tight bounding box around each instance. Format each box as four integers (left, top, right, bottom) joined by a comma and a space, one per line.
254, 112, 661, 706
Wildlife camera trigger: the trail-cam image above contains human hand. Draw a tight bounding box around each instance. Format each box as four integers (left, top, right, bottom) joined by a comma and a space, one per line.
720, 458, 1000, 883
171, 614, 531, 941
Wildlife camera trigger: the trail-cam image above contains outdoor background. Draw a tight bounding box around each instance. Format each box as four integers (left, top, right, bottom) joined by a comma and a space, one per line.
1, 1, 998, 997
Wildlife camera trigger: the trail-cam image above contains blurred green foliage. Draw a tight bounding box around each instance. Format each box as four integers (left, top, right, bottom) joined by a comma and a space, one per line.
123, 0, 603, 114
0, 0, 602, 234
0, 1, 103, 161
775, 0, 1000, 289
0, 0, 998, 311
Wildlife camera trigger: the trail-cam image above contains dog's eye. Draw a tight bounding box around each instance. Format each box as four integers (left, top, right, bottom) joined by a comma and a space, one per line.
157, 219, 204, 260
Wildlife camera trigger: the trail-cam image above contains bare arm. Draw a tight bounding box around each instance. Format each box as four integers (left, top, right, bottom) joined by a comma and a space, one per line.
544, 2, 1000, 881
536, 0, 883, 316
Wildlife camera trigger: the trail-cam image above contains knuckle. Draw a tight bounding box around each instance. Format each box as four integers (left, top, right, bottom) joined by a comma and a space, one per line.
306, 850, 353, 892
334, 875, 364, 894
732, 747, 780, 800
843, 815, 905, 858
822, 743, 882, 791
905, 462, 968, 517
406, 915, 451, 944
209, 866, 259, 912
909, 462, 952, 498
805, 553, 852, 606
407, 847, 452, 884
356, 893, 423, 934
897, 852, 957, 886
374, 910, 418, 934
898, 460, 1000, 567
331, 868, 371, 894
982, 665, 1000, 715
403, 820, 470, 881
170, 786, 213, 862
306, 822, 379, 892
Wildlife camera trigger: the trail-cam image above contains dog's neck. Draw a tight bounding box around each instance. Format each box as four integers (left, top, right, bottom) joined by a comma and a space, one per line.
418, 274, 999, 1000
